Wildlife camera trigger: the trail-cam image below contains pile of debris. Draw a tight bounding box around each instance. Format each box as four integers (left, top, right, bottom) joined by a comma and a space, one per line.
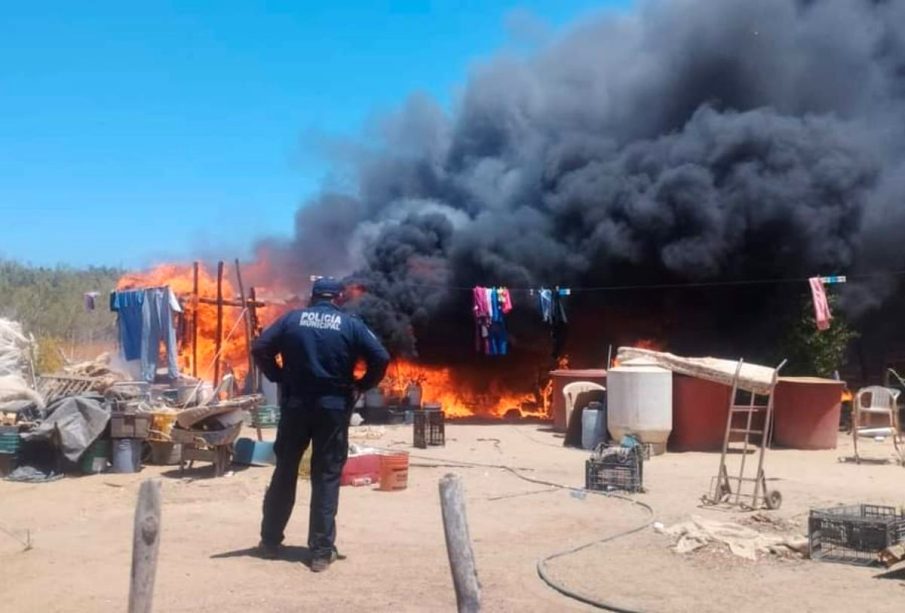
0, 318, 40, 421
0, 318, 263, 481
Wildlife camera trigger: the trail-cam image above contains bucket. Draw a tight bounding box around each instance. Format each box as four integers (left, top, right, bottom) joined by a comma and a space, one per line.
112, 438, 142, 473
147, 441, 182, 465
149, 411, 177, 442
234, 438, 276, 466
79, 438, 110, 474
581, 404, 606, 450
378, 452, 409, 491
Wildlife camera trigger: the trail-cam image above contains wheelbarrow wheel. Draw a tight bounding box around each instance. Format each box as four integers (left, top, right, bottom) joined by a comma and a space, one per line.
765, 489, 782, 510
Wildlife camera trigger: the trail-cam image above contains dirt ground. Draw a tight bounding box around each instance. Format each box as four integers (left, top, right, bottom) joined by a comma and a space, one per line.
1, 424, 904, 612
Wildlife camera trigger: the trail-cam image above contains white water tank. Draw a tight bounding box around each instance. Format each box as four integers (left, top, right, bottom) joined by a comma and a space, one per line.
607, 358, 673, 453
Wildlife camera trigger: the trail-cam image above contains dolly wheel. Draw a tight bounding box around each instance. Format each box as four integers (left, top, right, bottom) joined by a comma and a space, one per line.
765, 489, 782, 510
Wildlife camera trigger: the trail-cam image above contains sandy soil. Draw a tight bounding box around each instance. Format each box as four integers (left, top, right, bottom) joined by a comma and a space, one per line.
1, 424, 903, 612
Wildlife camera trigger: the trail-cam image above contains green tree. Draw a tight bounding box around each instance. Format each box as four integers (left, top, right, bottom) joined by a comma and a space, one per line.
782, 294, 858, 377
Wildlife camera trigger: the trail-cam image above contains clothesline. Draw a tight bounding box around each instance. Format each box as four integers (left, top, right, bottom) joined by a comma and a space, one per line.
400, 269, 905, 293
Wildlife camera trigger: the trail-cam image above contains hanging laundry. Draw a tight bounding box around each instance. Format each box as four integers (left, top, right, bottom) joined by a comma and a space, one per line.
489, 287, 509, 356
111, 286, 183, 381
472, 286, 511, 356
110, 290, 145, 361
473, 286, 491, 354
141, 287, 183, 382
551, 287, 569, 360
536, 287, 570, 364
83, 291, 100, 312
538, 289, 553, 323
808, 277, 832, 331
472, 286, 491, 319
499, 288, 513, 314
556, 288, 569, 323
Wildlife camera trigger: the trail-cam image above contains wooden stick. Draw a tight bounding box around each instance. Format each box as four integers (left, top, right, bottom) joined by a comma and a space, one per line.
192, 262, 199, 378
248, 286, 263, 442
197, 297, 268, 308
234, 258, 255, 392
214, 261, 224, 386
128, 479, 162, 613
248, 287, 260, 337
439, 474, 481, 612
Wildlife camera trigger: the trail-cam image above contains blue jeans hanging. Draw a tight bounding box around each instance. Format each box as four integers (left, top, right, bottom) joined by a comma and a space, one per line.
141, 288, 180, 382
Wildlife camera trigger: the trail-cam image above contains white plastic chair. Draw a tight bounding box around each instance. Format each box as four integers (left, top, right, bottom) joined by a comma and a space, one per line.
563, 381, 606, 434
852, 386, 902, 465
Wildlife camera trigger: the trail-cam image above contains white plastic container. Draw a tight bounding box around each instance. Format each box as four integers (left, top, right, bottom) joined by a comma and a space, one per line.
607, 358, 673, 454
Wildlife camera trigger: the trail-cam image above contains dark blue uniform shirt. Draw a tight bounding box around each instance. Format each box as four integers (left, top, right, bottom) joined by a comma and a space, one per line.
251, 301, 390, 409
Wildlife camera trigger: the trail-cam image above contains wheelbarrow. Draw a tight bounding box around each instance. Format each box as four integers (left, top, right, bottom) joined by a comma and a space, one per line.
170, 422, 243, 477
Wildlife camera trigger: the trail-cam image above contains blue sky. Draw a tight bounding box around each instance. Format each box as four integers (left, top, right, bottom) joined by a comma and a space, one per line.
0, 1, 626, 269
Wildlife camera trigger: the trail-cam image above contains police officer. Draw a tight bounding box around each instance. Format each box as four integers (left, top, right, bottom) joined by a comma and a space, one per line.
253, 277, 389, 572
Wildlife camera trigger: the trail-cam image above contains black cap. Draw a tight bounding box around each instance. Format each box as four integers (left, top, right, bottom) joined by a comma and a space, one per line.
311, 277, 344, 298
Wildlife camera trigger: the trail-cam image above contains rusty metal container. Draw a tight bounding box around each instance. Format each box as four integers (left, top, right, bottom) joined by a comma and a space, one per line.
773, 377, 844, 449
669, 374, 733, 452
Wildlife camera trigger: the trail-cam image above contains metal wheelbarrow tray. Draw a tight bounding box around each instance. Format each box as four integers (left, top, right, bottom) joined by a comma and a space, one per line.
170, 422, 243, 477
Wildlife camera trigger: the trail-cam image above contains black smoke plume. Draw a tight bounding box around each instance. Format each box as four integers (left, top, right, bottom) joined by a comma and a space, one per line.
254, 0, 905, 376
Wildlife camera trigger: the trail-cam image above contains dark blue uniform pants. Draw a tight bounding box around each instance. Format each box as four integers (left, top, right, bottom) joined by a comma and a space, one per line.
260, 401, 350, 557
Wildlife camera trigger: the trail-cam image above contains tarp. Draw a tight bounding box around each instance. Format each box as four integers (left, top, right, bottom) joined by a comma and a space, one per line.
22, 394, 109, 462
616, 347, 780, 395
655, 515, 807, 560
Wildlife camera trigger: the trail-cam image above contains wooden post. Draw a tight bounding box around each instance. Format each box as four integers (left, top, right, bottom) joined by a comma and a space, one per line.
192, 262, 199, 378
439, 474, 481, 612
248, 287, 259, 338
248, 285, 263, 442
234, 258, 255, 392
214, 261, 224, 386
128, 479, 162, 613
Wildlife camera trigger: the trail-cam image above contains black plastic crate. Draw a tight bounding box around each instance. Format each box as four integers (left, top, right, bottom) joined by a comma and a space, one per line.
585, 444, 644, 493
809, 504, 905, 566
413, 406, 445, 449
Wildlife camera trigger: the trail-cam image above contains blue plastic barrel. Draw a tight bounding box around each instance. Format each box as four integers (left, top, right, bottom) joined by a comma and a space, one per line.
582, 403, 607, 450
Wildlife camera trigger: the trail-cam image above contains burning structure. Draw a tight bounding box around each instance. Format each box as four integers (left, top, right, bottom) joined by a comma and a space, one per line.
124, 0, 905, 415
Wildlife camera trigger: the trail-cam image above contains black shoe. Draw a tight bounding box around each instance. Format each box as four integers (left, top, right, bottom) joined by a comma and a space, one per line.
258, 540, 282, 560
310, 549, 339, 573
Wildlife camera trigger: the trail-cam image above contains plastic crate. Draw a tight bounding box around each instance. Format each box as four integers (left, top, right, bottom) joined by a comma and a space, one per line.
585, 444, 644, 493
413, 407, 445, 449
809, 504, 905, 565
0, 428, 21, 454
252, 405, 280, 429
110, 413, 151, 439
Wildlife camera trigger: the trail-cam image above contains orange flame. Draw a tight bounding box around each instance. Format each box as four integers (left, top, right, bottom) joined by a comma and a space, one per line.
841, 389, 853, 403
380, 360, 538, 419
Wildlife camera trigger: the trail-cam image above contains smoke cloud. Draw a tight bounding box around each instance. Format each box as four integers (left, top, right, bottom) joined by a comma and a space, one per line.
255, 0, 905, 363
